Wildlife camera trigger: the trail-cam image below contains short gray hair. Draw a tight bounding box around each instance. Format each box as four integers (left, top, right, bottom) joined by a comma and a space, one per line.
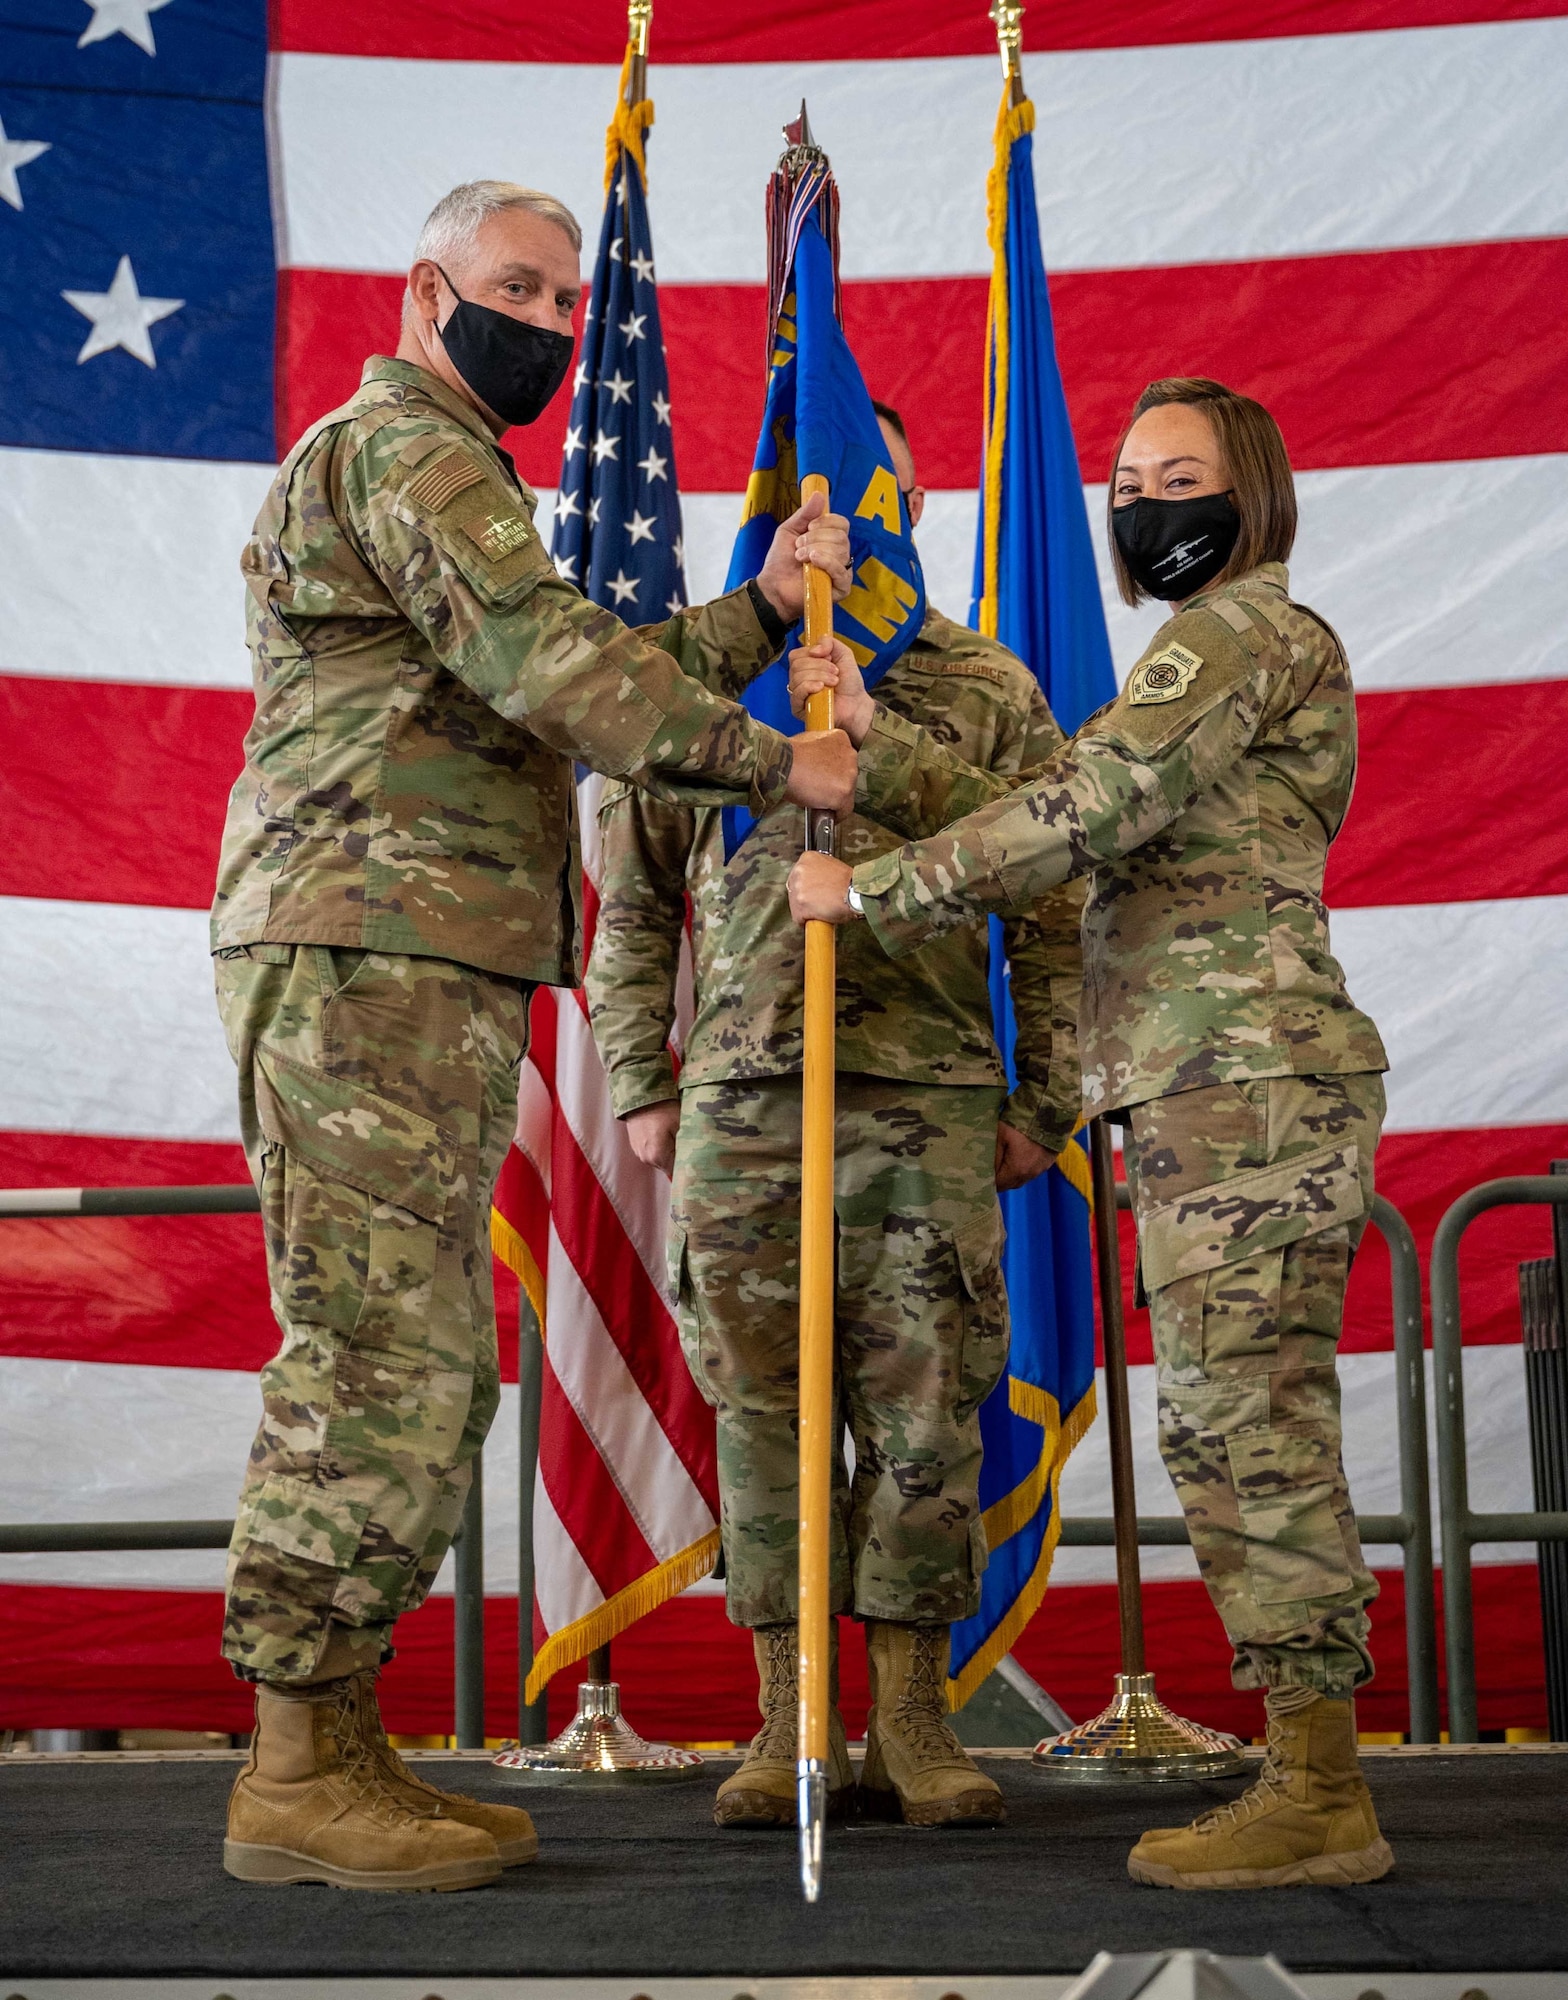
415, 180, 582, 268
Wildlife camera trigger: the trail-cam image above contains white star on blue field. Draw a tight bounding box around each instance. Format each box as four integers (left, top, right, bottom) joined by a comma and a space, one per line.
0, 0, 275, 460
552, 147, 687, 624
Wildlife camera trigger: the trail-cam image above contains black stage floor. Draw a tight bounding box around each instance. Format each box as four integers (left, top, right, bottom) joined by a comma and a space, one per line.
2, 1748, 1565, 1982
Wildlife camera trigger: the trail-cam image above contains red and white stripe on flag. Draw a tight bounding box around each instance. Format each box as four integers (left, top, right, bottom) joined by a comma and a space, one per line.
3, 0, 1567, 1734
491, 775, 717, 1701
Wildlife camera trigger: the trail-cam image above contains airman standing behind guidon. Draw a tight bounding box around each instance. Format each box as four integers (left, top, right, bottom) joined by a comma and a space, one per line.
788, 378, 1395, 1893
587, 402, 1085, 1834
209, 180, 856, 1895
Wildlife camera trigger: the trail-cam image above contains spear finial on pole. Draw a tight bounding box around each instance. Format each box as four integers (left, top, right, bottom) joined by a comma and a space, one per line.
990, 0, 1026, 106
626, 0, 652, 104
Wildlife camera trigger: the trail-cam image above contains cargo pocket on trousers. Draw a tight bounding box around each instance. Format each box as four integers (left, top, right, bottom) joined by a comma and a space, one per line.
253, 1041, 455, 1370
953, 1204, 1010, 1418
1226, 1428, 1354, 1605
242, 1468, 373, 1573
1140, 1139, 1365, 1377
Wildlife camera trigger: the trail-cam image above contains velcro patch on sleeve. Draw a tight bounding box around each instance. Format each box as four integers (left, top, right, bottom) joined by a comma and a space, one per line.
1093, 612, 1256, 756
405, 449, 486, 517
464, 509, 533, 562
1127, 641, 1204, 705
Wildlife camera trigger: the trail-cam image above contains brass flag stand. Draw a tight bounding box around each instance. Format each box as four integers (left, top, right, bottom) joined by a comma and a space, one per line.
493, 1639, 704, 1786
1033, 1120, 1245, 1781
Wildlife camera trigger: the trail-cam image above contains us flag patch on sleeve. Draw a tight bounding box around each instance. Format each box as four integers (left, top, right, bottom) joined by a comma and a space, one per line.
1127, 641, 1204, 705
405, 450, 485, 516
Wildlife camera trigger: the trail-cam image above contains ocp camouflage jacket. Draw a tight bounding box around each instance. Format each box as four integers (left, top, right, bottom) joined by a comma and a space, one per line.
211, 357, 793, 986
849, 565, 1387, 1114
586, 608, 1085, 1152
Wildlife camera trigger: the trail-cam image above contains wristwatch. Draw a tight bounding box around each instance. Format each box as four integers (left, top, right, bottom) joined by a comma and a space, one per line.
845, 883, 865, 919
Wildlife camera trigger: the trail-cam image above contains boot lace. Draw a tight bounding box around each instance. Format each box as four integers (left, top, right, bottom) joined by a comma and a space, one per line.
751, 1626, 799, 1760
890, 1627, 966, 1764
1189, 1708, 1298, 1833
357, 1672, 478, 1813
324, 1681, 425, 1824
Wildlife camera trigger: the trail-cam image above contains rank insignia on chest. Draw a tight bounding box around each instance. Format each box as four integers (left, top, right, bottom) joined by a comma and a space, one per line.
472, 512, 531, 561
1128, 641, 1204, 705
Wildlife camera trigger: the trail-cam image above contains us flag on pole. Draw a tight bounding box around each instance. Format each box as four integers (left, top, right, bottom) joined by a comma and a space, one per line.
489, 56, 720, 1705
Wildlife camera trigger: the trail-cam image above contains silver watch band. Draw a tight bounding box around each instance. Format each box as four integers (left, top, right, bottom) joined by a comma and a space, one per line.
845, 884, 865, 918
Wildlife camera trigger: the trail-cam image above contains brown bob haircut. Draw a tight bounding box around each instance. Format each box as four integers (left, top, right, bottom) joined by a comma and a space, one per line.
1107, 377, 1298, 607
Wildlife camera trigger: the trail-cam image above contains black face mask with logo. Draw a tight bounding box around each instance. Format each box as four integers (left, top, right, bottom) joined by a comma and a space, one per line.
1112, 491, 1241, 600
434, 266, 574, 428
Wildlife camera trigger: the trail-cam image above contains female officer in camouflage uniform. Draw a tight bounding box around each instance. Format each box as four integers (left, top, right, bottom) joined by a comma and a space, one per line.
788, 378, 1393, 1892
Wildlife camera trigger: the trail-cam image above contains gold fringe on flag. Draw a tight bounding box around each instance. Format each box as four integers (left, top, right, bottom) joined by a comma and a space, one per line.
975, 89, 1035, 642
524, 1528, 721, 1706
490, 1204, 547, 1329
1052, 1121, 1093, 1207
947, 1377, 1097, 1711
605, 45, 654, 191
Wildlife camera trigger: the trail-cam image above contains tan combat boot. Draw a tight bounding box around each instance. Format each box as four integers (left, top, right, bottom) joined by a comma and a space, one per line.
714, 1620, 855, 1828
860, 1621, 1005, 1827
1128, 1686, 1395, 1890
349, 1672, 538, 1866
225, 1680, 502, 1891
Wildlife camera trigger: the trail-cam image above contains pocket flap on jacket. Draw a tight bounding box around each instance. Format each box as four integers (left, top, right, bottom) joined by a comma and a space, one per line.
243, 1470, 371, 1571
1139, 1140, 1362, 1293
254, 1043, 454, 1224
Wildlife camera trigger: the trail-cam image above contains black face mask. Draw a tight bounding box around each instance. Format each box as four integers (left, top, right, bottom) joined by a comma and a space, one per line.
1112, 491, 1241, 600
434, 266, 574, 428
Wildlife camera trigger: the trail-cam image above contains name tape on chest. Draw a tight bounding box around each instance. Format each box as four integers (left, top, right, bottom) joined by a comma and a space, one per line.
1127, 641, 1204, 705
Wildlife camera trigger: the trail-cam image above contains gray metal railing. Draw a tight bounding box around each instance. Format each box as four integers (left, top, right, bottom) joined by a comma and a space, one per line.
1432, 1175, 1568, 1742
0, 1183, 488, 1744
1, 1177, 1441, 1745
1085, 1185, 1438, 1740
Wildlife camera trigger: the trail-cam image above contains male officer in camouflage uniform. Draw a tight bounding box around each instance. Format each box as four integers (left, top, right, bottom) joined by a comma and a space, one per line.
209, 180, 855, 1892
790, 379, 1393, 1889
587, 405, 1083, 1830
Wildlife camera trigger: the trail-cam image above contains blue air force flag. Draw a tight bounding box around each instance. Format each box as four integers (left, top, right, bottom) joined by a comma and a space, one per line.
721, 185, 925, 854
551, 101, 685, 623
946, 88, 1117, 1709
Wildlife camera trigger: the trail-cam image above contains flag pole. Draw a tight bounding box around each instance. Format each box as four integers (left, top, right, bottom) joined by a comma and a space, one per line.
625, 0, 650, 104
1030, 1118, 1245, 1780
990, 0, 1026, 106
797, 464, 836, 1902
492, 0, 706, 1795
975, 0, 1243, 1781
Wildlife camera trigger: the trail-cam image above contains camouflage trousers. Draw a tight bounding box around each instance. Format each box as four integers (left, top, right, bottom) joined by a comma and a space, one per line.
669, 1074, 1009, 1630
1126, 1072, 1386, 1696
213, 943, 529, 1685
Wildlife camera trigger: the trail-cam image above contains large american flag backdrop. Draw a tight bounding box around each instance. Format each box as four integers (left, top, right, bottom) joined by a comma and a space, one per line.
2, 0, 1565, 1738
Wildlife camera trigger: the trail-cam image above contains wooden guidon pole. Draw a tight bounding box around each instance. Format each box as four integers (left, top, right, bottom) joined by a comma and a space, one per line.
796, 469, 836, 1903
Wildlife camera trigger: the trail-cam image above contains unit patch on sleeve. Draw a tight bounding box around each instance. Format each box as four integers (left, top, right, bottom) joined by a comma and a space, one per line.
1127, 641, 1204, 705
466, 511, 534, 562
